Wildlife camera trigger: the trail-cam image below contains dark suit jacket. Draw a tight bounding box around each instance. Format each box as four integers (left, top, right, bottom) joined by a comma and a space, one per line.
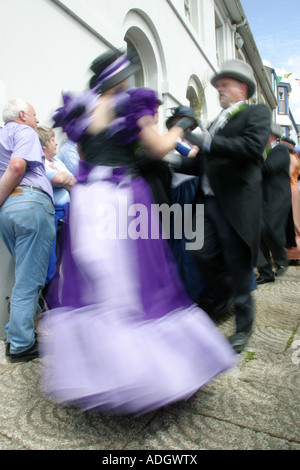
261, 143, 292, 245
179, 104, 271, 263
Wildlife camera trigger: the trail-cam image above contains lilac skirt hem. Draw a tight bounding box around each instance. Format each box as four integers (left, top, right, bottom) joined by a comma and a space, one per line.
40, 304, 236, 416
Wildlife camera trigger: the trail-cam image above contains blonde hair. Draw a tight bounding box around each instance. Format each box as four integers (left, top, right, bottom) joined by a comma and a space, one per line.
37, 125, 55, 147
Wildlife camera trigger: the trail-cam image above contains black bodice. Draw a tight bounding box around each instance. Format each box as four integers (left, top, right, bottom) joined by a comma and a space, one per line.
80, 130, 136, 168
80, 130, 172, 206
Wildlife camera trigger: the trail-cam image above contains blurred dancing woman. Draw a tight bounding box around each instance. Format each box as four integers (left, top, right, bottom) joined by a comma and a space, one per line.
40, 50, 236, 415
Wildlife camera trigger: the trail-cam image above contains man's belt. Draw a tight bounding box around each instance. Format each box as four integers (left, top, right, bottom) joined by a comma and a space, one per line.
10, 186, 48, 197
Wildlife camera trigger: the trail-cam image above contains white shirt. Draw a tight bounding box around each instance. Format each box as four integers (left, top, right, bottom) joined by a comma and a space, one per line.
45, 156, 73, 205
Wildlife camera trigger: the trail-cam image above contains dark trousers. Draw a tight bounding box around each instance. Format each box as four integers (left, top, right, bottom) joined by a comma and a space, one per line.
45, 203, 69, 285
192, 194, 254, 332
257, 219, 288, 278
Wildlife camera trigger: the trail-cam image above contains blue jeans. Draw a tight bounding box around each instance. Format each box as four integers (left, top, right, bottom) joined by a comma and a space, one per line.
0, 188, 55, 353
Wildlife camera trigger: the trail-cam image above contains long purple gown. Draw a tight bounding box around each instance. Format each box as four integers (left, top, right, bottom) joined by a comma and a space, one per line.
39, 88, 236, 415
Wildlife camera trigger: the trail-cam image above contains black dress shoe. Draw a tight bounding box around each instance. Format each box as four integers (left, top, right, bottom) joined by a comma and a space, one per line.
256, 275, 275, 285
10, 341, 39, 363
5, 342, 11, 357
275, 266, 287, 277
228, 327, 253, 354
212, 296, 234, 316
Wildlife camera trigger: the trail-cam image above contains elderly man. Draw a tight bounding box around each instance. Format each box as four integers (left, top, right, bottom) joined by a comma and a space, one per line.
0, 99, 55, 362
171, 60, 271, 352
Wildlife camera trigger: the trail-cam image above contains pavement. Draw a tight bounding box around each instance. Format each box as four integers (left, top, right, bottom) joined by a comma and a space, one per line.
0, 265, 299, 451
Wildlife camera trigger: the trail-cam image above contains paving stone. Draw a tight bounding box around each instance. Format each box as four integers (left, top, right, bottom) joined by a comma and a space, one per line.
238, 352, 300, 390
184, 377, 300, 443
253, 299, 300, 330
0, 266, 299, 450
0, 361, 153, 450
125, 409, 300, 450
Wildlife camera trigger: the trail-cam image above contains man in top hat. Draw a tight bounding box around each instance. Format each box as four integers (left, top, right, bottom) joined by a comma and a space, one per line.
256, 123, 292, 283
170, 59, 271, 352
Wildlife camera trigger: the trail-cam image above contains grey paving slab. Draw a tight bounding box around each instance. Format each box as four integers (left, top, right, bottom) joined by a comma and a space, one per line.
238, 352, 300, 390
125, 406, 300, 450
0, 361, 154, 450
253, 299, 300, 330
0, 265, 299, 450
246, 324, 294, 353
186, 377, 300, 443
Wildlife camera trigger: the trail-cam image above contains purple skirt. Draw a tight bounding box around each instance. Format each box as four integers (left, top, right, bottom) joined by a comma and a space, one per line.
40, 164, 236, 415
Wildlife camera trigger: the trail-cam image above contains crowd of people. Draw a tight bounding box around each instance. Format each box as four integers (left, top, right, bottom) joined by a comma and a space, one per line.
0, 49, 299, 415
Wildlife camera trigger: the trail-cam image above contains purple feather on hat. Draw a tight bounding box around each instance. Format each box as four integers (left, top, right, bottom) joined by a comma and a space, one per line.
52, 86, 161, 145
52, 90, 98, 142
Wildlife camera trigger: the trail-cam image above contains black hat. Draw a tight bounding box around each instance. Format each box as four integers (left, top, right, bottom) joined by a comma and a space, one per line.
165, 105, 199, 130
281, 136, 296, 151
89, 50, 141, 94
281, 136, 296, 147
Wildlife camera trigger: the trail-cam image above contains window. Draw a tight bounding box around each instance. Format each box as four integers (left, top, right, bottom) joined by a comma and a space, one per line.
123, 9, 162, 92
282, 126, 289, 137
186, 75, 207, 126
215, 12, 224, 67
278, 86, 287, 115
184, 0, 199, 33
126, 39, 144, 87
184, 0, 191, 21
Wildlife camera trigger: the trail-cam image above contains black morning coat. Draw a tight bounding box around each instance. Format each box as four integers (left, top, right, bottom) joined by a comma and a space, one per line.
178, 103, 271, 264
261, 143, 292, 246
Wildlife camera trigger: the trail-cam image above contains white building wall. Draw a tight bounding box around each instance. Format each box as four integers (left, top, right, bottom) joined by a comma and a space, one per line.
0, 0, 110, 127
0, 0, 227, 129
0, 0, 237, 338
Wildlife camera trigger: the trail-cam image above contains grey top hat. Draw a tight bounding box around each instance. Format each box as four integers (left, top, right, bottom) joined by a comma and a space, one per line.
211, 59, 256, 99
